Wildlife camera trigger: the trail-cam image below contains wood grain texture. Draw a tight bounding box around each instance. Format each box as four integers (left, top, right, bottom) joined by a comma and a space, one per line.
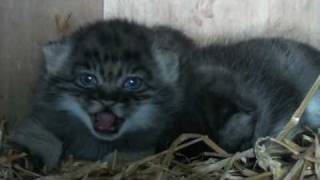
104, 0, 320, 48
0, 0, 103, 127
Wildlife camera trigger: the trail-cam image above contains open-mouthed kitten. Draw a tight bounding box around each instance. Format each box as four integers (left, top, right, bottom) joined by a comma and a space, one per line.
9, 19, 194, 169
9, 19, 320, 171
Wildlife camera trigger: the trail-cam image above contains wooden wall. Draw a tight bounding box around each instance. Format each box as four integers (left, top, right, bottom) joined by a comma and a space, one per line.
0, 0, 103, 127
104, 0, 320, 47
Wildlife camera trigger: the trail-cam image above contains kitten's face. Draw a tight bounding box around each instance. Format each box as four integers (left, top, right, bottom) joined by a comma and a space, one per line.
62, 51, 159, 141
42, 20, 183, 140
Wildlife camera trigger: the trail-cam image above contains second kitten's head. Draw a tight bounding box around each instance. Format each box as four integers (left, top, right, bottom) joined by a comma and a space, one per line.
40, 20, 193, 141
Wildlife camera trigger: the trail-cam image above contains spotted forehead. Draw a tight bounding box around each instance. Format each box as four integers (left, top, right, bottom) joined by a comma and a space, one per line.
72, 47, 154, 81
71, 20, 152, 60
69, 21, 156, 79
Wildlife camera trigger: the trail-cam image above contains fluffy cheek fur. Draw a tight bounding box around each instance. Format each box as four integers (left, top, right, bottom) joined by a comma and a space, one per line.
55, 94, 97, 137
119, 102, 162, 135
55, 94, 162, 141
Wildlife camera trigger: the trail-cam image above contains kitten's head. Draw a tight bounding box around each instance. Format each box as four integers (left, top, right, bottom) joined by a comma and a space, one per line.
41, 20, 193, 140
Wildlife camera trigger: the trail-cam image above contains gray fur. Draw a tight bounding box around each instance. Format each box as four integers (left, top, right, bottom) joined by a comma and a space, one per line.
9, 19, 194, 170
305, 91, 320, 128
176, 38, 320, 152
8, 118, 62, 170
9, 19, 320, 170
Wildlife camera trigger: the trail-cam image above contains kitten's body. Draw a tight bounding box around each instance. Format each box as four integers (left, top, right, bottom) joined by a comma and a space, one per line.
161, 38, 320, 152
9, 19, 320, 169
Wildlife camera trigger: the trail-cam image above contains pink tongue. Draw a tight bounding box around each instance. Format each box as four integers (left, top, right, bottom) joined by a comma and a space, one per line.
95, 112, 116, 131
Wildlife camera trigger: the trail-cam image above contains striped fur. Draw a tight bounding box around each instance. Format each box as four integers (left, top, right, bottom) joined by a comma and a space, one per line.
9, 19, 194, 169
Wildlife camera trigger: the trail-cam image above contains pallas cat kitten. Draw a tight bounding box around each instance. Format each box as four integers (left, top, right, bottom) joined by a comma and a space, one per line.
10, 19, 320, 169
163, 38, 320, 152
9, 19, 194, 169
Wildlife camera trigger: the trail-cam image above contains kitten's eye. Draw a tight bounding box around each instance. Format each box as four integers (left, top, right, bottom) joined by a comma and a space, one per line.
77, 73, 98, 88
123, 77, 143, 91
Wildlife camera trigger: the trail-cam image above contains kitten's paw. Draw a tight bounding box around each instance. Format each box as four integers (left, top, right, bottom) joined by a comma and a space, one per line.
8, 120, 63, 171
41, 145, 62, 171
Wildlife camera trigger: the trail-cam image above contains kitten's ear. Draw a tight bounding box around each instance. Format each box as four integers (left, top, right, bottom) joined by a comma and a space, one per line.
42, 40, 72, 74
151, 26, 194, 83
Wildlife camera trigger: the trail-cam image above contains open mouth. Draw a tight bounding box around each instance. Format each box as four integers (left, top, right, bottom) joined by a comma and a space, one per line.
93, 111, 124, 134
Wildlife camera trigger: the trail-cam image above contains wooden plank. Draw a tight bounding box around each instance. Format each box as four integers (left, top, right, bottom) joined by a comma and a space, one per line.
104, 0, 320, 48
0, 0, 103, 127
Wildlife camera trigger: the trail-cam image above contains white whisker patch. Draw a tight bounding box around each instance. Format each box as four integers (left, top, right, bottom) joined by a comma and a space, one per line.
56, 95, 96, 135
120, 103, 160, 136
